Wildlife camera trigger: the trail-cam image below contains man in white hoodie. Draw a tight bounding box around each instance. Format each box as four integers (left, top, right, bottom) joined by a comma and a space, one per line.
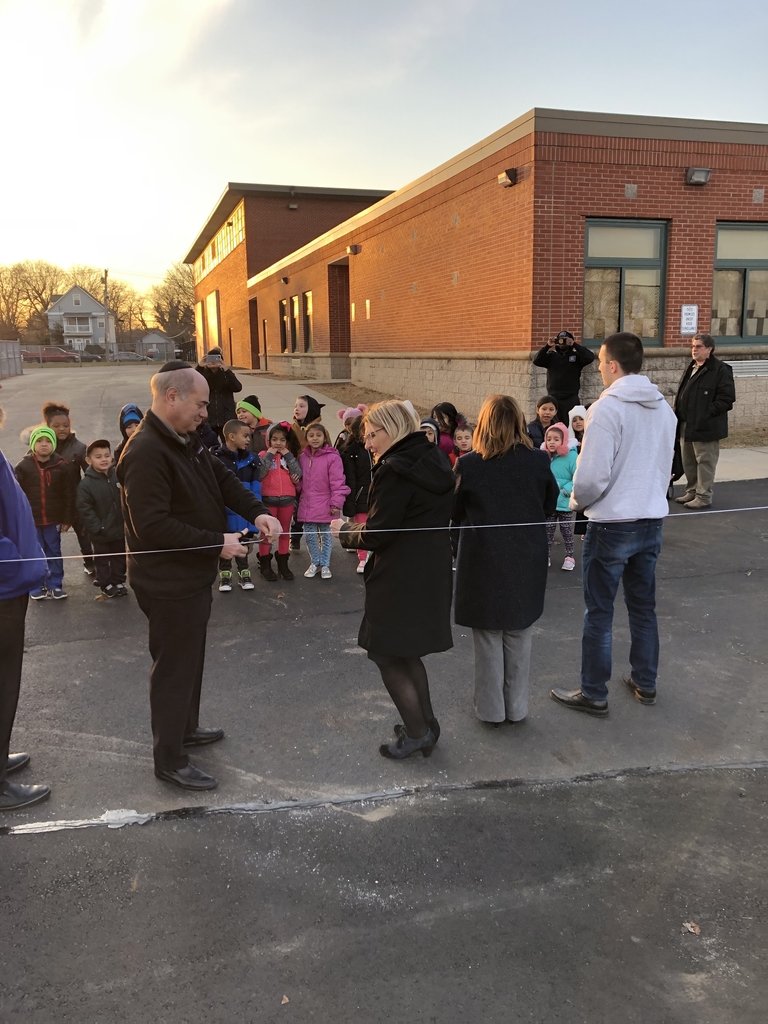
551, 333, 676, 716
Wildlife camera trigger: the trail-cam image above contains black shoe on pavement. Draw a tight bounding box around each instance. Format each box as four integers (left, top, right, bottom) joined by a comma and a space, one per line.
83, 563, 95, 576
101, 584, 118, 598
289, 535, 301, 551
550, 688, 608, 717
6, 752, 30, 774
154, 763, 218, 790
115, 583, 129, 597
183, 727, 224, 746
0, 781, 52, 811
380, 728, 436, 759
275, 553, 294, 580
258, 554, 278, 582
395, 717, 440, 743
623, 675, 657, 705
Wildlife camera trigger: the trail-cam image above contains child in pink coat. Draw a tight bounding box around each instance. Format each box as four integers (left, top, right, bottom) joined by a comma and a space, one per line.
297, 422, 350, 579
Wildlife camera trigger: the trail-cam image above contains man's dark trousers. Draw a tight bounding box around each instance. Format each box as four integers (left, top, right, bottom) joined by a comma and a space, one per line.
133, 588, 212, 770
92, 538, 127, 589
553, 393, 580, 423
0, 595, 29, 787
580, 519, 663, 701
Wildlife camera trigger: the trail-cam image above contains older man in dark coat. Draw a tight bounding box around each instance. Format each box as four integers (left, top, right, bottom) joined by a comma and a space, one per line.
118, 361, 281, 790
674, 334, 735, 509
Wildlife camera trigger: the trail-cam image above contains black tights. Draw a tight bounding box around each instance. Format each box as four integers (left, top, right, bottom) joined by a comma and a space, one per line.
377, 657, 434, 739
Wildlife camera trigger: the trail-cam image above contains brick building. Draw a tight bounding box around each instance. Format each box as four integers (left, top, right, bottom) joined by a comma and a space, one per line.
192, 109, 768, 425
185, 183, 392, 368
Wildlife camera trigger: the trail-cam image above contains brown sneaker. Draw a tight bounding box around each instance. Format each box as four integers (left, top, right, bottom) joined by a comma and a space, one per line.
684, 497, 711, 509
674, 493, 695, 504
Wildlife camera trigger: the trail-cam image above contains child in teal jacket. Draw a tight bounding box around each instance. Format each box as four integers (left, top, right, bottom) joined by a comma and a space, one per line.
542, 423, 577, 570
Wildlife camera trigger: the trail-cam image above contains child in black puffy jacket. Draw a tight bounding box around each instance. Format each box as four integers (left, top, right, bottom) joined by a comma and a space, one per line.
340, 415, 373, 574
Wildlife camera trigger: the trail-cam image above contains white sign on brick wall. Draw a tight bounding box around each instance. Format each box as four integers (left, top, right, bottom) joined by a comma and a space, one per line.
680, 304, 699, 335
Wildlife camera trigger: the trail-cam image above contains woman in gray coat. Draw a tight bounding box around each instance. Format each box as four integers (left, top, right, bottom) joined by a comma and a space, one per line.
453, 395, 558, 725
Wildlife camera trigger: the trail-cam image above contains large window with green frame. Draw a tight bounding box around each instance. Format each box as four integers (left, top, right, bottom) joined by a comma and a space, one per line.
583, 220, 667, 346
711, 224, 768, 341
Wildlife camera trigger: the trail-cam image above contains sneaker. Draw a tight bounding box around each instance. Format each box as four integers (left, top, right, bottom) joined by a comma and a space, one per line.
562, 557, 575, 571
101, 584, 118, 599
304, 564, 319, 578
674, 493, 695, 504
321, 566, 332, 580
218, 571, 233, 592
356, 561, 366, 574
50, 588, 67, 600
83, 565, 95, 576
115, 583, 129, 597
238, 569, 255, 590
30, 587, 48, 600
684, 497, 711, 509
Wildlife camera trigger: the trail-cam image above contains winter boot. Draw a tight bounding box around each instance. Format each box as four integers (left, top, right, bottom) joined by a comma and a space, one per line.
258, 554, 278, 582
275, 553, 294, 580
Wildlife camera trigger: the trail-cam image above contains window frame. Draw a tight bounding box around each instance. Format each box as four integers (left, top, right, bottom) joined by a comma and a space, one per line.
583, 218, 668, 348
279, 299, 288, 353
712, 222, 768, 344
302, 291, 313, 352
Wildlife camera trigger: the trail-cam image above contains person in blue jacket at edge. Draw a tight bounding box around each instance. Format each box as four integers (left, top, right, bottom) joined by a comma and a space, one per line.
0, 395, 53, 811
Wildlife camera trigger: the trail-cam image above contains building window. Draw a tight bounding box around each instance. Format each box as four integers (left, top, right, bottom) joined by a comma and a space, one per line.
65, 316, 90, 332
279, 299, 288, 352
711, 224, 768, 340
98, 319, 105, 328
302, 292, 313, 352
365, 298, 371, 320
193, 201, 246, 284
290, 296, 299, 353
351, 302, 356, 322
583, 220, 666, 345
73, 296, 81, 306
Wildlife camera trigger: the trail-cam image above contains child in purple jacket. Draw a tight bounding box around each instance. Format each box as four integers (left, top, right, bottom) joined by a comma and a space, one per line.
297, 423, 350, 579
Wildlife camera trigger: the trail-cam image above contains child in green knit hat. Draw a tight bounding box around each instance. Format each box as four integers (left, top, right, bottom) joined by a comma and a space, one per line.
236, 394, 272, 454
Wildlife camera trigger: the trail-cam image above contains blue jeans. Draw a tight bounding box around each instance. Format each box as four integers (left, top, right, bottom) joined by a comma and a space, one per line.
303, 522, 332, 567
580, 519, 663, 701
36, 524, 64, 589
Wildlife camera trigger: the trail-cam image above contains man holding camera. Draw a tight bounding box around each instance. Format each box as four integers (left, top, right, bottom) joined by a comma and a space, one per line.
533, 330, 596, 421
195, 347, 243, 441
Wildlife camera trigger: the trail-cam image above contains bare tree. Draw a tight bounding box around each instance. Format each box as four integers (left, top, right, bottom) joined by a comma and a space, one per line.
64, 264, 105, 298
0, 264, 26, 338
16, 260, 67, 319
148, 261, 195, 337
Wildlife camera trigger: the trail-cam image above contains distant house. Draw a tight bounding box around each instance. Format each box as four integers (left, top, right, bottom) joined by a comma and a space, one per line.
46, 287, 116, 354
137, 331, 177, 362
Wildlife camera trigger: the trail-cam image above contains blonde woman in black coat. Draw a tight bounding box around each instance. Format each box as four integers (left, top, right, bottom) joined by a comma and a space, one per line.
331, 401, 455, 759
453, 395, 558, 725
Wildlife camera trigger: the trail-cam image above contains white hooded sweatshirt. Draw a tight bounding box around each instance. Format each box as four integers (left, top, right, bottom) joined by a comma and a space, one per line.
570, 374, 677, 522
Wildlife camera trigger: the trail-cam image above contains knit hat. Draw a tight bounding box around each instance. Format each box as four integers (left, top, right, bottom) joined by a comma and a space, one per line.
420, 417, 441, 444
336, 404, 367, 424
543, 423, 569, 457
29, 426, 57, 451
237, 395, 262, 419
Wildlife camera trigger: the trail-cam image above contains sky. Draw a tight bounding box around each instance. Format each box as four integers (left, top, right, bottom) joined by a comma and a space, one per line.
1, 0, 767, 289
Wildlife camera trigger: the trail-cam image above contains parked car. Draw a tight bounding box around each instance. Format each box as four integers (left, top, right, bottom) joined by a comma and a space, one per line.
77, 350, 102, 362
109, 351, 145, 362
21, 347, 78, 363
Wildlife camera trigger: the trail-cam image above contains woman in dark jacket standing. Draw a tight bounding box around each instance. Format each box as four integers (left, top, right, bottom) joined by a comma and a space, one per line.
453, 394, 558, 725
195, 349, 242, 439
331, 401, 455, 759
340, 414, 373, 573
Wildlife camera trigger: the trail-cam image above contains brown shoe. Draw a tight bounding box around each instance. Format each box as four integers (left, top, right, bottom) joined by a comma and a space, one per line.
674, 493, 695, 504
684, 497, 711, 509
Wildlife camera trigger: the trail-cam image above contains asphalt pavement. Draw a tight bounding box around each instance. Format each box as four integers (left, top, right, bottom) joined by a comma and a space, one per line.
1, 366, 767, 1021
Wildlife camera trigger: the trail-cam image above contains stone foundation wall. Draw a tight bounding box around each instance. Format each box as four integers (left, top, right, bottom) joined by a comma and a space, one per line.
350, 349, 768, 428
268, 353, 351, 380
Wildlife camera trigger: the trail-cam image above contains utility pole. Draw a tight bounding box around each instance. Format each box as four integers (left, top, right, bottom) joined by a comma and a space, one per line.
102, 268, 110, 359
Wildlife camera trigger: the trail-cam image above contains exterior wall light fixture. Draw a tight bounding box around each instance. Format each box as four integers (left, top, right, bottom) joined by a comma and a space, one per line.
497, 169, 517, 187
281, 277, 290, 284
685, 167, 712, 186
347, 244, 363, 255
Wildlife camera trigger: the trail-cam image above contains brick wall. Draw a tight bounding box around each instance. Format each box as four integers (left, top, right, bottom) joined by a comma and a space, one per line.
194, 241, 251, 367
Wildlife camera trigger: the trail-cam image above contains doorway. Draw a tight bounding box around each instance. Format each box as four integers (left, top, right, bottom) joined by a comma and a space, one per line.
327, 260, 350, 354
248, 298, 260, 369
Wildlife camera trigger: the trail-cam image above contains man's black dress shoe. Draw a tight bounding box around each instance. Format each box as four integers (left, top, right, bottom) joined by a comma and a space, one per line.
182, 727, 224, 746
623, 676, 656, 705
154, 763, 218, 790
550, 688, 608, 717
0, 782, 52, 811
6, 752, 30, 774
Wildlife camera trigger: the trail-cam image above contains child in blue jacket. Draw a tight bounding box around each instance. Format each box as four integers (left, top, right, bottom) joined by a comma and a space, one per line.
211, 419, 262, 592
542, 423, 577, 571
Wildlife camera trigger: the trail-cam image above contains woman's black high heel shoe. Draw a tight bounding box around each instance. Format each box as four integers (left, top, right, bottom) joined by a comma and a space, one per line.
394, 717, 440, 743
380, 728, 436, 759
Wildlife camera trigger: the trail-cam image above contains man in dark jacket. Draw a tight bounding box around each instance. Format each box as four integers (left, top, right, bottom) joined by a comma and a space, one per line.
117, 361, 281, 790
0, 403, 51, 811
674, 334, 735, 509
195, 348, 242, 439
76, 439, 127, 598
533, 330, 596, 421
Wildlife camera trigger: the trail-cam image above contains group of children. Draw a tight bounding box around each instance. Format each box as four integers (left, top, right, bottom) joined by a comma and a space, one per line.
14, 387, 591, 601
